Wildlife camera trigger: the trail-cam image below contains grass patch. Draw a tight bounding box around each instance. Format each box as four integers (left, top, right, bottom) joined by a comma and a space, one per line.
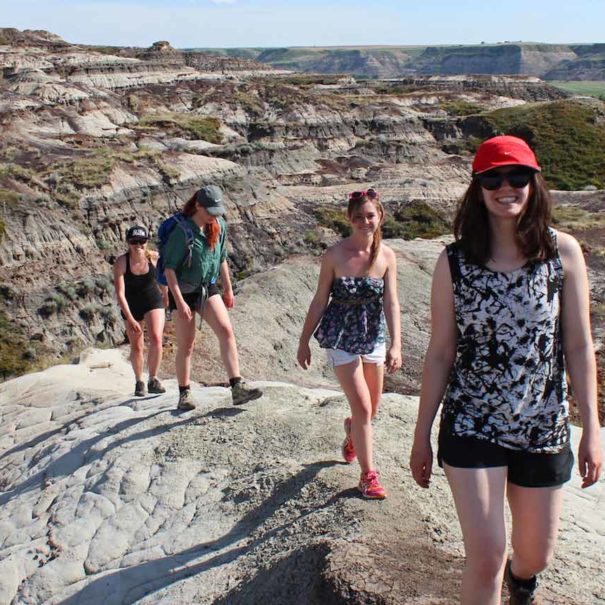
552, 205, 605, 230
439, 99, 483, 116
383, 201, 451, 239
0, 188, 20, 205
549, 81, 605, 100
138, 113, 223, 144
0, 310, 35, 379
314, 207, 351, 237
481, 99, 605, 190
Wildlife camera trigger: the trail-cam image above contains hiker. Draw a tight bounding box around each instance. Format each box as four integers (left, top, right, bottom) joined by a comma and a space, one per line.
113, 225, 166, 397
297, 188, 402, 499
409, 136, 603, 605
163, 185, 262, 410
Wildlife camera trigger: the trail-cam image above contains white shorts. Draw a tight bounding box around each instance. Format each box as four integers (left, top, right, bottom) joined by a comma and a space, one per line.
325, 341, 386, 368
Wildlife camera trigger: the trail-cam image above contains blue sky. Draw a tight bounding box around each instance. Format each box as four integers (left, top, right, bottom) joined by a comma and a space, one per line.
2, 0, 604, 48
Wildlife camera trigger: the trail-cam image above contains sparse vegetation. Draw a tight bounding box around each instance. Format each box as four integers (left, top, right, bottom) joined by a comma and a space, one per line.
137, 113, 223, 143
481, 99, 605, 189
385, 201, 451, 240
552, 205, 605, 230
313, 207, 350, 237
0, 310, 34, 378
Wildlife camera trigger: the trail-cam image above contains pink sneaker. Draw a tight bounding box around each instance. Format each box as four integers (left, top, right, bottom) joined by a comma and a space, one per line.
358, 470, 387, 499
341, 417, 356, 463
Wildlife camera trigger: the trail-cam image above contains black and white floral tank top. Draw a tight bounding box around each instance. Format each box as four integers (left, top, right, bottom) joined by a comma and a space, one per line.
441, 233, 569, 453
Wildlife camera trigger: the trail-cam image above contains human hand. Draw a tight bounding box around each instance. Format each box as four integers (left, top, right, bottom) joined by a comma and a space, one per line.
386, 346, 402, 374
410, 438, 433, 488
177, 302, 192, 322
297, 341, 311, 369
223, 289, 234, 309
127, 318, 142, 334
578, 429, 603, 488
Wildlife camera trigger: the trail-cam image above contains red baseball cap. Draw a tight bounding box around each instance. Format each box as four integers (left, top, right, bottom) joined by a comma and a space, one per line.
472, 135, 541, 175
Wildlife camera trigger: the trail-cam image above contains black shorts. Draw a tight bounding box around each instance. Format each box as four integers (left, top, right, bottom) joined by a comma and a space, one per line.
437, 430, 574, 488
168, 283, 220, 312
122, 289, 164, 322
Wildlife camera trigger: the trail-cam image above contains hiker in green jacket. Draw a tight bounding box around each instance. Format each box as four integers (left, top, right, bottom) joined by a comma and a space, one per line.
164, 185, 263, 411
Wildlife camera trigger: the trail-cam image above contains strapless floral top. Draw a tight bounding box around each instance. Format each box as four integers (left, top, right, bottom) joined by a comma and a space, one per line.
314, 276, 386, 354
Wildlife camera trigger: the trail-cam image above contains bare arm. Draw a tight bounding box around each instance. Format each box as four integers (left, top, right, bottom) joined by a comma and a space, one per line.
219, 259, 234, 309
558, 231, 603, 487
383, 245, 402, 374
113, 254, 142, 333
297, 251, 335, 369
165, 267, 192, 322
410, 249, 457, 488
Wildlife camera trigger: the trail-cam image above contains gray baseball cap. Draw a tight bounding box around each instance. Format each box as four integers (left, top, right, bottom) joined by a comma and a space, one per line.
196, 185, 226, 216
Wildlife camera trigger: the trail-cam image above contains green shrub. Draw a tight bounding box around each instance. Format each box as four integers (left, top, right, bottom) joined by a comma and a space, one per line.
389, 201, 451, 239
79, 304, 96, 321
552, 205, 605, 230
314, 207, 351, 237
0, 188, 20, 205
440, 100, 483, 116
0, 310, 34, 379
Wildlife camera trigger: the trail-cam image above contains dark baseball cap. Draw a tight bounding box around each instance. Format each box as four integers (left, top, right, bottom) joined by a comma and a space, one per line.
196, 185, 226, 216
126, 225, 149, 241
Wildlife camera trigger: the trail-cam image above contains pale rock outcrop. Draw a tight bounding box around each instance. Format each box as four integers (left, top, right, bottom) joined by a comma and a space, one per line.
0, 349, 603, 604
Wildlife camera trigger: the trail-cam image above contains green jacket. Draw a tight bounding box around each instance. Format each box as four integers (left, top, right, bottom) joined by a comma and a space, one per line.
163, 216, 228, 292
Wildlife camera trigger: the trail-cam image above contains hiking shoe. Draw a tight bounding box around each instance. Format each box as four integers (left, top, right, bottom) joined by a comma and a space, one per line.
342, 417, 356, 463
134, 380, 146, 397
148, 377, 166, 394
358, 470, 387, 500
505, 559, 539, 605
231, 381, 263, 406
177, 389, 196, 411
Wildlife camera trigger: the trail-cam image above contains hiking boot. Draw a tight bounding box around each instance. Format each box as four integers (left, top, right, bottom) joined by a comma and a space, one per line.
177, 389, 196, 411
342, 417, 356, 463
148, 377, 166, 394
358, 470, 387, 499
505, 559, 539, 605
231, 381, 263, 406
134, 380, 146, 397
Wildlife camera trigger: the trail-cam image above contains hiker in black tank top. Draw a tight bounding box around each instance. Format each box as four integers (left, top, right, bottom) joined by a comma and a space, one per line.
113, 225, 166, 398
410, 136, 602, 605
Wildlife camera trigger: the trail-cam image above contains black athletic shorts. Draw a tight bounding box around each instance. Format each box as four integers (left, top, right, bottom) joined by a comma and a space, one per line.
122, 289, 164, 322
437, 430, 574, 488
168, 283, 220, 312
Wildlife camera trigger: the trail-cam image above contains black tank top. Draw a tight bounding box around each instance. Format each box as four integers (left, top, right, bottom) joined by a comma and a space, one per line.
124, 254, 160, 303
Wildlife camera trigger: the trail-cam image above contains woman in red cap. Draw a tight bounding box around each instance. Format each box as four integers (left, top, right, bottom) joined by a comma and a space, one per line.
410, 136, 602, 604
114, 225, 166, 397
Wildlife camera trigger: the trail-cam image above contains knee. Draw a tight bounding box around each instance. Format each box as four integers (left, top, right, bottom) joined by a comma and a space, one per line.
217, 323, 235, 344
130, 340, 144, 356
149, 333, 163, 350
350, 401, 372, 424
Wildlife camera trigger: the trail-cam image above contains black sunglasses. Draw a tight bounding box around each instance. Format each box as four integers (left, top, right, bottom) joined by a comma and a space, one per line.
477, 168, 534, 191
349, 188, 379, 200
128, 238, 147, 245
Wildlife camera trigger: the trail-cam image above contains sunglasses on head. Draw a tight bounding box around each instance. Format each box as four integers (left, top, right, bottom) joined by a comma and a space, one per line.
129, 238, 147, 245
349, 188, 379, 200
477, 168, 534, 191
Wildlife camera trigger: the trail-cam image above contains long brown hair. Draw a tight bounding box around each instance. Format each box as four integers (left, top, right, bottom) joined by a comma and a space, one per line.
347, 192, 385, 267
453, 172, 555, 265
182, 193, 221, 250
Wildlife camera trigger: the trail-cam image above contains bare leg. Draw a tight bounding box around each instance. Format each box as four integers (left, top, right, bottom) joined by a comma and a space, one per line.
144, 308, 165, 378
507, 483, 564, 579
125, 320, 145, 381
362, 361, 384, 419
203, 295, 239, 379
174, 309, 196, 387
333, 359, 373, 473
444, 464, 508, 605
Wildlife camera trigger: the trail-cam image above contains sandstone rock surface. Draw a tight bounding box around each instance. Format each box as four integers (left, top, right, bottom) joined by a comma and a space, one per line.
0, 349, 604, 604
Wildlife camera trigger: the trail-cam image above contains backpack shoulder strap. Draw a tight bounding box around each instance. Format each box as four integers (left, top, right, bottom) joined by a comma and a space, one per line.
173, 215, 195, 268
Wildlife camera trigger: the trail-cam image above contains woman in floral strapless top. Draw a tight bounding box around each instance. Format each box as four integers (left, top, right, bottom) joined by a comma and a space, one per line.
298, 188, 402, 499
